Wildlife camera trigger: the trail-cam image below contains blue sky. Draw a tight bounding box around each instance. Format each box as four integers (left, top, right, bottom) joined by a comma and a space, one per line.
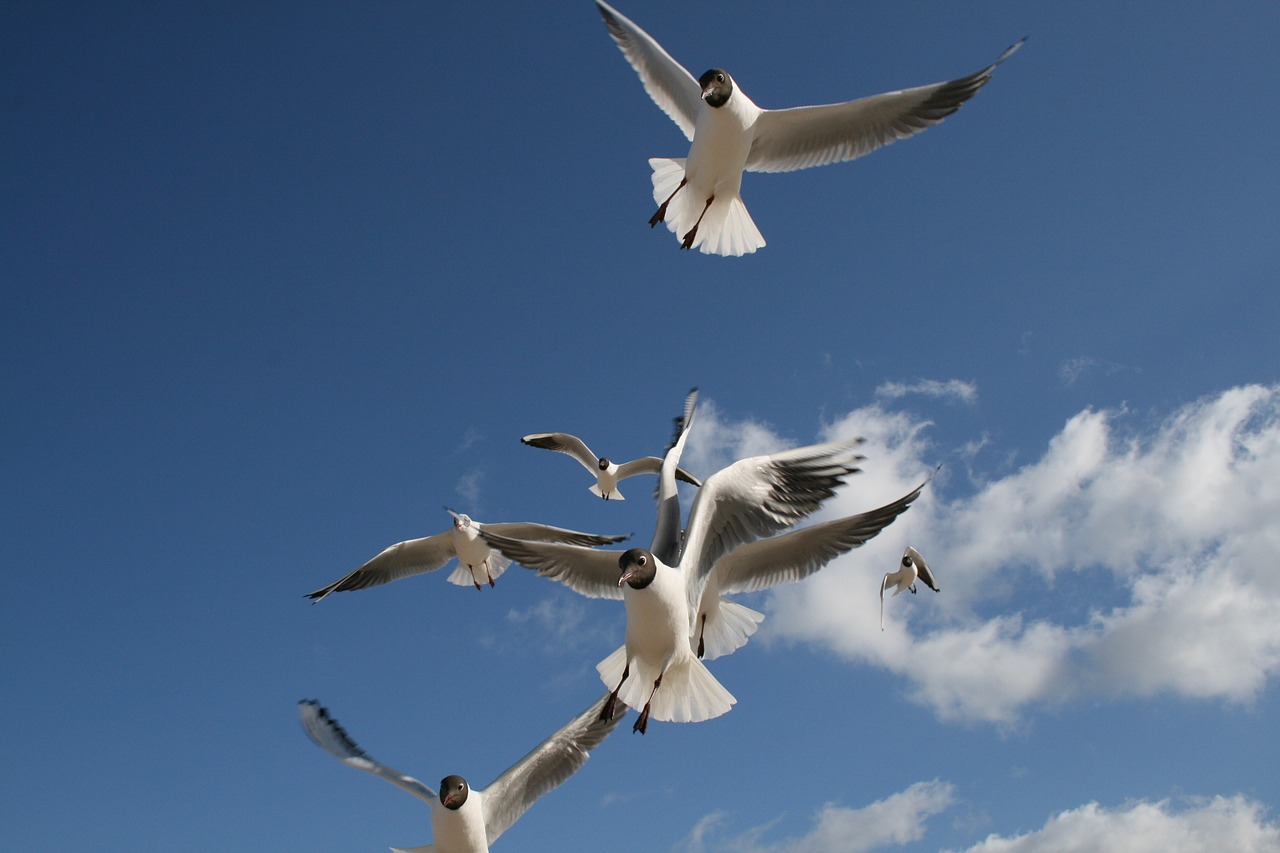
4, 1, 1280, 851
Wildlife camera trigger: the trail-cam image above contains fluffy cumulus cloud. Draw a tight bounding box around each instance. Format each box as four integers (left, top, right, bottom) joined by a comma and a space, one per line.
679, 780, 955, 853
950, 794, 1280, 853
687, 383, 1280, 724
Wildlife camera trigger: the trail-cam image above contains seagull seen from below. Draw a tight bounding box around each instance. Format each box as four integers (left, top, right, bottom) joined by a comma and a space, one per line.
594, 0, 1025, 256
306, 508, 628, 601
521, 430, 701, 501
481, 390, 866, 733
298, 692, 624, 852
880, 546, 939, 630
694, 467, 938, 660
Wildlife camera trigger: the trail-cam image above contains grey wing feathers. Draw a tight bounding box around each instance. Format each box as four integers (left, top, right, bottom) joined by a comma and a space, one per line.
481, 692, 627, 846
478, 530, 625, 600
907, 546, 940, 592
652, 388, 699, 563
716, 471, 933, 594
477, 521, 629, 548
746, 38, 1025, 174
521, 432, 598, 472
595, 0, 702, 141
306, 533, 455, 601
297, 700, 437, 804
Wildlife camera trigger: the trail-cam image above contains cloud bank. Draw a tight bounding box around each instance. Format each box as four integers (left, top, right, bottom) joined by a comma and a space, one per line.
687, 383, 1280, 724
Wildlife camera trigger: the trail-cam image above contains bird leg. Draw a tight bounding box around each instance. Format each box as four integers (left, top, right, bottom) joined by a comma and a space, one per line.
696, 614, 707, 659
680, 196, 715, 249
649, 178, 687, 227
601, 661, 630, 721
633, 672, 664, 735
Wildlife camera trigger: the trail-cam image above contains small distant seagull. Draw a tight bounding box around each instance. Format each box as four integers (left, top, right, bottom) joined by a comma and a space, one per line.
695, 468, 937, 659
483, 391, 865, 733
595, 0, 1024, 256
880, 546, 939, 630
305, 508, 628, 601
298, 692, 624, 852
521, 431, 701, 500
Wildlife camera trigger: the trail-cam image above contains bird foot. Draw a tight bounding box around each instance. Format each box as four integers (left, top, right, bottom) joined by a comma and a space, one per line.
632, 705, 650, 735
680, 227, 698, 249
648, 204, 668, 228
473, 581, 482, 591
601, 694, 619, 722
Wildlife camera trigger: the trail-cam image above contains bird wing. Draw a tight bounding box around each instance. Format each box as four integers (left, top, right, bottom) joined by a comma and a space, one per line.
477, 530, 624, 599
906, 546, 940, 592
595, 0, 702, 141
481, 692, 625, 846
306, 533, 455, 601
298, 700, 437, 805
651, 388, 698, 564
520, 432, 600, 474
745, 39, 1024, 173
716, 472, 932, 594
680, 439, 866, 629
477, 521, 629, 548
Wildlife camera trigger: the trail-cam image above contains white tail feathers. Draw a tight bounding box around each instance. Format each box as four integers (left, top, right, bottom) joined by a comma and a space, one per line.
446, 554, 510, 587
698, 598, 765, 661
596, 644, 736, 723
589, 483, 624, 500
649, 158, 765, 257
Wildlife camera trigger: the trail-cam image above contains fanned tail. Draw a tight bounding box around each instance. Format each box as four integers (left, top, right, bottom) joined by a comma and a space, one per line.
596, 645, 736, 723
698, 598, 765, 661
445, 554, 511, 587
649, 158, 765, 257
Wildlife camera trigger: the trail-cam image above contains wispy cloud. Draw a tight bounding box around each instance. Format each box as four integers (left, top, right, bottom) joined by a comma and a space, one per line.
699, 384, 1280, 724
1058, 356, 1133, 386
676, 780, 956, 853
454, 468, 484, 509
875, 379, 978, 405
948, 794, 1280, 852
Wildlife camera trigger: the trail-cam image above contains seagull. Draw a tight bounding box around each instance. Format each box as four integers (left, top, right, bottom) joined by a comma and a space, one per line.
594, 0, 1025, 256
298, 692, 624, 852
880, 546, 939, 630
305, 508, 628, 601
693, 468, 937, 660
520, 431, 701, 500
481, 392, 866, 733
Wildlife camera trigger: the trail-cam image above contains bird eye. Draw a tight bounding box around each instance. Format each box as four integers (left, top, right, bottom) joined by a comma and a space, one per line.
639, 555, 647, 565
902, 556, 911, 567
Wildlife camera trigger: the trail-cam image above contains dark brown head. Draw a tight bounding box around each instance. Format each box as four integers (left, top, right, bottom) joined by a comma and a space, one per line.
698, 68, 733, 108
598, 457, 611, 471
618, 548, 657, 589
439, 774, 469, 810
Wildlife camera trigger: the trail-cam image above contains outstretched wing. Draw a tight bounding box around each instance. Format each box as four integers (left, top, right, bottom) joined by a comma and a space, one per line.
298, 700, 436, 804
306, 532, 455, 601
481, 692, 626, 845
716, 471, 934, 594
651, 387, 698, 564
906, 546, 940, 592
521, 432, 600, 474
746, 39, 1024, 173
680, 439, 866, 629
477, 521, 629, 548
595, 0, 702, 141
478, 530, 624, 600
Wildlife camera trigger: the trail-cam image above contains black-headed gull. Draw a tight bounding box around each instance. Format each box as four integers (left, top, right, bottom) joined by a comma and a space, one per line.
880, 545, 939, 630
481, 393, 865, 733
520, 430, 701, 500
298, 692, 624, 852
306, 508, 628, 601
595, 0, 1024, 256
694, 469, 936, 659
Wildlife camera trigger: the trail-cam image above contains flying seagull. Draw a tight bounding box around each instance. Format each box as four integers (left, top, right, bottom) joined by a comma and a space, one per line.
298, 692, 624, 852
595, 0, 1024, 256
306, 508, 628, 601
880, 545, 939, 630
693, 468, 937, 660
520, 430, 701, 500
481, 391, 865, 733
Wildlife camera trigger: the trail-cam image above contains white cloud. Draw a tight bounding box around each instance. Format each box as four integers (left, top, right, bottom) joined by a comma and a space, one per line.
698, 384, 1280, 724
455, 468, 485, 508
875, 378, 979, 405
950, 794, 1280, 853
678, 780, 955, 853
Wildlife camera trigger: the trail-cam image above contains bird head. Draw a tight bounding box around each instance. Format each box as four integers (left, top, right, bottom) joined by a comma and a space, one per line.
618, 548, 657, 589
698, 68, 733, 108
439, 775, 469, 810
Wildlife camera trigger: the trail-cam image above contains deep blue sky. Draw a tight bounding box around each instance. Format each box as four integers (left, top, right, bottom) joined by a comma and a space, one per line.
4, 2, 1280, 851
